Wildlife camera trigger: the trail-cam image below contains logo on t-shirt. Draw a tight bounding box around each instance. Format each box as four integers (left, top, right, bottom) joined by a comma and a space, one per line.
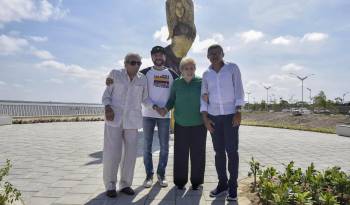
154, 75, 170, 88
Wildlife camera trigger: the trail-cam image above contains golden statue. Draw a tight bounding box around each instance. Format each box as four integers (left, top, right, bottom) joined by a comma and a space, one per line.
165, 0, 196, 74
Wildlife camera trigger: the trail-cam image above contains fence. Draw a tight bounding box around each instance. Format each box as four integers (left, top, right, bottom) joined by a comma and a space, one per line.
0, 100, 104, 117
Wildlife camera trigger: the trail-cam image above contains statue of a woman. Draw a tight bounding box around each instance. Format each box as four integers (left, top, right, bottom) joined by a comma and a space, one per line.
165, 0, 196, 74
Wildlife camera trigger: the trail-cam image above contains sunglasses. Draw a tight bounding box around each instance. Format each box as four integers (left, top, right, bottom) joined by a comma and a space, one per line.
128, 61, 142, 66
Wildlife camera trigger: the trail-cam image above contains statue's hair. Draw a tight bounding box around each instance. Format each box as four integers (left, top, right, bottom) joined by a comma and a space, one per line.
179, 57, 196, 71
124, 53, 141, 63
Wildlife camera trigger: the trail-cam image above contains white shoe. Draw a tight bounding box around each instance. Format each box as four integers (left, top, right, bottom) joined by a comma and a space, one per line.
157, 174, 168, 187
143, 175, 153, 188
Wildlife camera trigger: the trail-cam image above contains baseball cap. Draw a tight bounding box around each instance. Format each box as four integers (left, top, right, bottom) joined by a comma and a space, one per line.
151, 46, 165, 55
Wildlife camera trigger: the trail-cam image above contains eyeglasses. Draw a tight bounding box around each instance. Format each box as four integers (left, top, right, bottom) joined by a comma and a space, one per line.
128, 61, 142, 66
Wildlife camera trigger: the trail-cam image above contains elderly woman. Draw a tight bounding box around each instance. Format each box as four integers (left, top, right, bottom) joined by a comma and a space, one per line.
162, 57, 207, 190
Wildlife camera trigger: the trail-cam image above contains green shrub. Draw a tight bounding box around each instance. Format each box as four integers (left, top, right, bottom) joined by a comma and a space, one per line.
248, 157, 350, 205
0, 160, 21, 205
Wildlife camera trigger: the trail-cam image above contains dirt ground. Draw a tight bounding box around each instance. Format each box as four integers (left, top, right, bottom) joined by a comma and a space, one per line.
242, 112, 350, 133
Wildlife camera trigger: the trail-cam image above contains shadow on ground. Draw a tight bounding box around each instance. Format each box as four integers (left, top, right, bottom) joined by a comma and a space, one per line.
85, 131, 162, 166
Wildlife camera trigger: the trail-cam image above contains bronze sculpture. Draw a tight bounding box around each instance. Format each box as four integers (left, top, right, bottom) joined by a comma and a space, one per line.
165, 0, 196, 74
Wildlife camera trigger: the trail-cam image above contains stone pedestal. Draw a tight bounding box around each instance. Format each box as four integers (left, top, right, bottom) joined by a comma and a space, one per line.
0, 116, 12, 125
336, 124, 350, 137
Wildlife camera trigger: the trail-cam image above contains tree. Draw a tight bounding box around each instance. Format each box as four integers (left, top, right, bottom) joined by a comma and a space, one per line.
314, 91, 327, 108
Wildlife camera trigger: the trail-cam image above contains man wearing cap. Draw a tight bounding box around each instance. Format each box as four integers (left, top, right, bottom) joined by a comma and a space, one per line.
140, 46, 178, 188
105, 46, 178, 188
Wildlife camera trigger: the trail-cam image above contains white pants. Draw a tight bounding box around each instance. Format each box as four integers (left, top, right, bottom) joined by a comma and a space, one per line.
103, 124, 138, 191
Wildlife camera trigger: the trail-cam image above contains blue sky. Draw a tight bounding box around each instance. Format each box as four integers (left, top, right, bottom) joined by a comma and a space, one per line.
0, 0, 349, 103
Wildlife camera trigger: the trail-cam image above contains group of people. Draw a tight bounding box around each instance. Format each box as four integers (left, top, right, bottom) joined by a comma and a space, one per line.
101, 44, 245, 201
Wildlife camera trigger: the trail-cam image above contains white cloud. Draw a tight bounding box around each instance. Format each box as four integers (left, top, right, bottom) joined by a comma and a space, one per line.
46, 78, 63, 84
301, 32, 328, 42
239, 30, 264, 43
0, 81, 7, 86
245, 80, 260, 89
153, 26, 170, 44
0, 34, 28, 55
0, 0, 68, 25
271, 36, 293, 45
269, 74, 294, 81
32, 49, 55, 60
36, 60, 106, 81
191, 33, 224, 53
281, 63, 304, 72
28, 36, 48, 42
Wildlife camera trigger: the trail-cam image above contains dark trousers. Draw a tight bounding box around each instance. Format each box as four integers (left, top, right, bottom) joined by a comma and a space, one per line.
208, 114, 239, 192
173, 123, 207, 187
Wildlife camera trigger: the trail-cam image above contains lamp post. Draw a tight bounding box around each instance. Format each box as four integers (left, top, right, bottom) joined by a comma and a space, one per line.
307, 88, 312, 104
343, 92, 349, 103
247, 91, 251, 110
289, 73, 314, 107
263, 86, 271, 111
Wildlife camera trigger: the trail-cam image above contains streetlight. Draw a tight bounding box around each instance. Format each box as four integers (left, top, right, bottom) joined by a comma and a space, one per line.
307, 88, 312, 104
246, 91, 251, 110
263, 85, 271, 111
289, 73, 315, 106
343, 92, 349, 103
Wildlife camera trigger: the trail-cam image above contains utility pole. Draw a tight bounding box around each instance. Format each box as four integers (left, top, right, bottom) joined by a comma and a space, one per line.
290, 73, 314, 107
263, 86, 271, 111
343, 92, 349, 103
246, 91, 251, 110
307, 88, 312, 104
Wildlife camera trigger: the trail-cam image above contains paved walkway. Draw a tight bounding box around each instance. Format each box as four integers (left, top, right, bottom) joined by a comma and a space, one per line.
0, 122, 349, 205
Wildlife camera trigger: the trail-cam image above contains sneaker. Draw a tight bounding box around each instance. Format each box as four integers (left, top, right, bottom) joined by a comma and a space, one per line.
209, 186, 228, 197
226, 195, 238, 201
143, 175, 153, 188
120, 187, 135, 195
226, 189, 237, 201
157, 174, 168, 187
192, 184, 202, 190
106, 189, 117, 198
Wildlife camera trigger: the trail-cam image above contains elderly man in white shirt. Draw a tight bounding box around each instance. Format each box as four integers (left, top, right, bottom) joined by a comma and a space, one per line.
200, 44, 245, 202
102, 53, 151, 198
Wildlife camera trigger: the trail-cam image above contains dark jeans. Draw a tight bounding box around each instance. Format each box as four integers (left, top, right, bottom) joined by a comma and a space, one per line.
143, 117, 170, 178
173, 123, 207, 187
208, 114, 239, 193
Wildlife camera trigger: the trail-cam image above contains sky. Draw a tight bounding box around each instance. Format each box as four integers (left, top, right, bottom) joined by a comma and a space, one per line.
0, 0, 349, 104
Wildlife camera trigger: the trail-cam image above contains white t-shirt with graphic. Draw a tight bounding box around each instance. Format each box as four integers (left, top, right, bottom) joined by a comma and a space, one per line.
140, 66, 178, 118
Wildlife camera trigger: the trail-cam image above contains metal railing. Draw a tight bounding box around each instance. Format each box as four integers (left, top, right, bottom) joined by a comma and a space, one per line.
0, 100, 104, 117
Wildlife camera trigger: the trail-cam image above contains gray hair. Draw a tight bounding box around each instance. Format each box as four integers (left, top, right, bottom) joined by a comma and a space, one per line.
124, 53, 141, 63
179, 57, 196, 71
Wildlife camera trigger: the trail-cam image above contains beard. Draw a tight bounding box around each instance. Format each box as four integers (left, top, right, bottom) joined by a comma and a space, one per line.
153, 59, 164, 66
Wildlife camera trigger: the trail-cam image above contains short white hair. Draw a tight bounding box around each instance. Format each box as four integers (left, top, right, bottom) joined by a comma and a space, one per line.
179, 57, 196, 71
124, 53, 141, 63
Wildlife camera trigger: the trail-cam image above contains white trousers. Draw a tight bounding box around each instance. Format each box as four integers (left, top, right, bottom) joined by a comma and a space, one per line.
103, 124, 138, 191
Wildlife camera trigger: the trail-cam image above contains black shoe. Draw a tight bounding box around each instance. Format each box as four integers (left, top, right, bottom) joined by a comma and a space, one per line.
192, 184, 200, 190
120, 187, 135, 195
177, 185, 185, 190
226, 188, 237, 201
106, 190, 117, 198
209, 186, 228, 197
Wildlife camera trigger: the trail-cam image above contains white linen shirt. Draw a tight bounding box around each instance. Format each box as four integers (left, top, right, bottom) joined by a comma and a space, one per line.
200, 62, 245, 116
102, 69, 151, 129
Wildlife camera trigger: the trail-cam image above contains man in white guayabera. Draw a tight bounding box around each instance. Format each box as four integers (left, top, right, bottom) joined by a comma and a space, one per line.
102, 53, 151, 198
